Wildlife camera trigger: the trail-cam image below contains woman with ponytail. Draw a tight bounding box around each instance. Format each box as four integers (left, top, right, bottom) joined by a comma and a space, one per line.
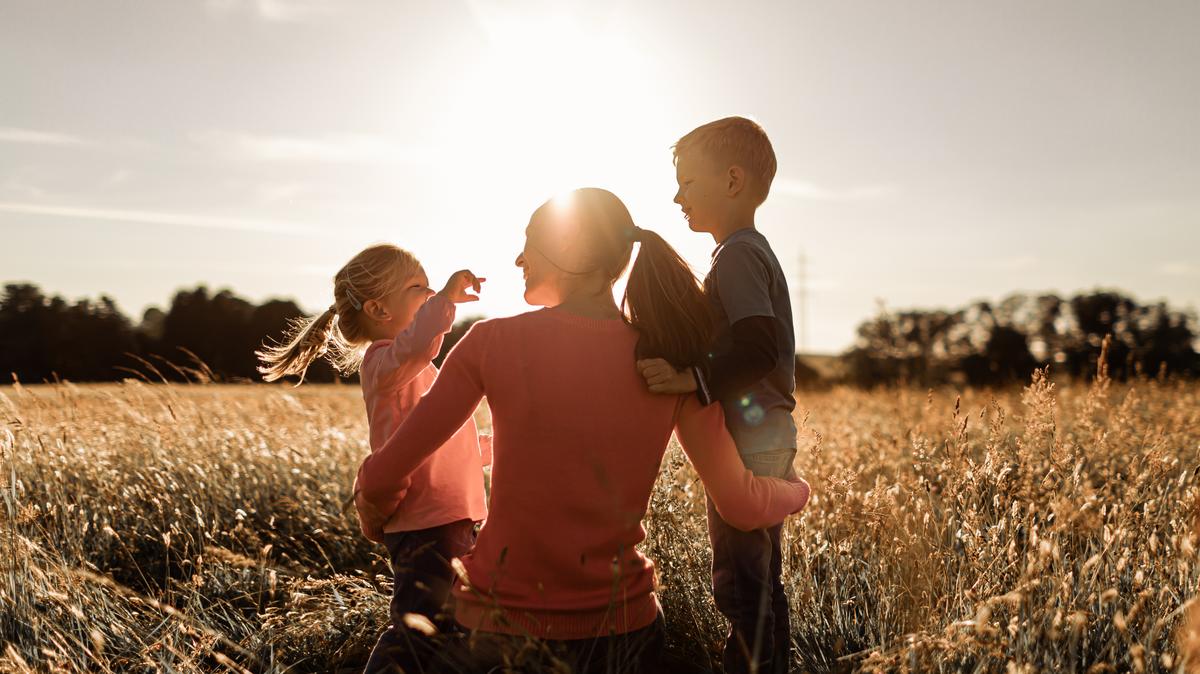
356, 188, 810, 673
256, 244, 491, 674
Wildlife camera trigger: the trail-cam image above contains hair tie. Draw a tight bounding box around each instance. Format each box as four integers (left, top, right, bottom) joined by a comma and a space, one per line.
630, 226, 646, 242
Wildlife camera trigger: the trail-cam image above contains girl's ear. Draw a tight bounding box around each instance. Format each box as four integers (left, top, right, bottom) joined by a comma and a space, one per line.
362, 299, 390, 322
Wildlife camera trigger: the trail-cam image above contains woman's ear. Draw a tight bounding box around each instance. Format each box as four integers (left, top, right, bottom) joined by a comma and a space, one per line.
362, 299, 390, 323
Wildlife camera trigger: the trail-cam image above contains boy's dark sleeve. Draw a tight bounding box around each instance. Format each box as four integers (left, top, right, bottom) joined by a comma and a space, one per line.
694, 316, 778, 404
693, 243, 781, 405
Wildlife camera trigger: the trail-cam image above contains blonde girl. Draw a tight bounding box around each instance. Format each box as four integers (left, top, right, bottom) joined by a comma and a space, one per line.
257, 243, 488, 674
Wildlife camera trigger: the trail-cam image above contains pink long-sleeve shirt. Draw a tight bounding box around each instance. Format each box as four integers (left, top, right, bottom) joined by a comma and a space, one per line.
358, 293, 487, 533
357, 307, 810, 639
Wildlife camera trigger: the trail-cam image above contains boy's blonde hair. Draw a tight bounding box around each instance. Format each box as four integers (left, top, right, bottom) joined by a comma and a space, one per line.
257, 243, 421, 383
673, 116, 778, 205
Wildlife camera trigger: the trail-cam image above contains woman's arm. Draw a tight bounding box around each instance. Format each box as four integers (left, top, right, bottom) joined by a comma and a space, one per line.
674, 396, 810, 531
356, 320, 490, 518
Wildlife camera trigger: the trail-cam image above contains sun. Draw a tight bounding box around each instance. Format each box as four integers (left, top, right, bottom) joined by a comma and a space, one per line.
371, 3, 684, 321
433, 3, 667, 206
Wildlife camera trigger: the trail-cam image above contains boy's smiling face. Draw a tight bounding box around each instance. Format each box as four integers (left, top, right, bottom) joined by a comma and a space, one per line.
673, 151, 728, 236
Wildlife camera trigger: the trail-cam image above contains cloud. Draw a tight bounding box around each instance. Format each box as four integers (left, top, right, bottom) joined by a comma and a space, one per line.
1159, 261, 1198, 277
204, 0, 338, 23
0, 127, 87, 147
773, 178, 898, 201
1, 179, 48, 199
0, 201, 322, 236
255, 183, 307, 204
196, 131, 439, 165
985, 255, 1040, 271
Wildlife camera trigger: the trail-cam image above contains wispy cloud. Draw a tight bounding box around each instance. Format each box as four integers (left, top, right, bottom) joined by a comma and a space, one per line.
196, 131, 438, 165
0, 201, 322, 236
1, 179, 49, 199
1159, 261, 1198, 277
984, 255, 1040, 271
255, 182, 307, 204
204, 0, 338, 23
774, 178, 898, 201
0, 127, 87, 147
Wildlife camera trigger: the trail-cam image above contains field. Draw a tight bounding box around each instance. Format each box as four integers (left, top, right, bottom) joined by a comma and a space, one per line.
2, 370, 1199, 673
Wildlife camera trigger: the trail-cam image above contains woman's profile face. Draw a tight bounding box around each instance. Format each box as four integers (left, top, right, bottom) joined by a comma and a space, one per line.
515, 229, 561, 308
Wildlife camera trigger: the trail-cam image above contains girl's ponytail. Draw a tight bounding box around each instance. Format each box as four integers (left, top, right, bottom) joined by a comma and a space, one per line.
256, 307, 342, 383
256, 243, 421, 384
622, 228, 714, 368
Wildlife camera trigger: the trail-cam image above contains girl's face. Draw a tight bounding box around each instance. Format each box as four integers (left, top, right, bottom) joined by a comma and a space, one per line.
376, 266, 433, 333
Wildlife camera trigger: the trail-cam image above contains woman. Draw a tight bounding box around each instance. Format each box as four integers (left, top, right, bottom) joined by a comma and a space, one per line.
356, 188, 810, 672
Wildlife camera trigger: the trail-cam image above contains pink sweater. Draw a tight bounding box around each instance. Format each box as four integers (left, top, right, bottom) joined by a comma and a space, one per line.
358, 294, 487, 533
358, 308, 810, 639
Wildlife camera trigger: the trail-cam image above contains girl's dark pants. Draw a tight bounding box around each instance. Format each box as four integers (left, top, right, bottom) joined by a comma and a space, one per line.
363, 518, 476, 674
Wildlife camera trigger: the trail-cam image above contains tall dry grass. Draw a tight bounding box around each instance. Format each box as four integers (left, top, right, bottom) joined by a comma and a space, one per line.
2, 365, 1198, 672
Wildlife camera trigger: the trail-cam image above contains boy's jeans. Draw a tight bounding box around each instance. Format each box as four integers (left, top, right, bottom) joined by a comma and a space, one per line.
363, 518, 477, 674
706, 447, 797, 674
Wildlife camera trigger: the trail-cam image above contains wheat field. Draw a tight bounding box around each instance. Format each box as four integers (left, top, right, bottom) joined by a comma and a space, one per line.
2, 369, 1199, 673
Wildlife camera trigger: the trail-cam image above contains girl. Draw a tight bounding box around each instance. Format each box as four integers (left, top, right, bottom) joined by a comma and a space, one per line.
255, 244, 489, 674
356, 190, 810, 673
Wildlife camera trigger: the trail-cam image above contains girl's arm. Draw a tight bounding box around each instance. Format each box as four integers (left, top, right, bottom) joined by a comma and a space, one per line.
674, 396, 810, 531
364, 294, 456, 391
356, 320, 491, 518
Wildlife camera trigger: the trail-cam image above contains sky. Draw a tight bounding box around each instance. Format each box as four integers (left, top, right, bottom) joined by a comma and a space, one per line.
2, 0, 1198, 353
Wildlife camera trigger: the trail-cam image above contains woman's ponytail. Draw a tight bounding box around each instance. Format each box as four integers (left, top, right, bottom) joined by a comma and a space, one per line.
622, 229, 714, 368
539, 187, 713, 368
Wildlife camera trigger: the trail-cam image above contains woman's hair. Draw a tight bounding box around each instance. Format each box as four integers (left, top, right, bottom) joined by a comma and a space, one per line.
533, 188, 714, 367
257, 244, 421, 383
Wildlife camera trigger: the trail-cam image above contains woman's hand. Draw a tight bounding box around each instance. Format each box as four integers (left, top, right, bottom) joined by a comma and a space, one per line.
353, 482, 390, 543
438, 270, 486, 303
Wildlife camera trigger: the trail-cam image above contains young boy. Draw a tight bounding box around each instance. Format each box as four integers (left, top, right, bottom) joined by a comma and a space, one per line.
638, 116, 798, 674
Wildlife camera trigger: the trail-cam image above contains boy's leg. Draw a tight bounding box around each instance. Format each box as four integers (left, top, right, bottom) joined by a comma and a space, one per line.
768, 521, 791, 674
706, 448, 796, 674
363, 519, 477, 674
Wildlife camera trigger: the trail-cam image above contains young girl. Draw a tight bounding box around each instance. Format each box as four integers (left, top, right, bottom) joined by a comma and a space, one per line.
256, 243, 489, 674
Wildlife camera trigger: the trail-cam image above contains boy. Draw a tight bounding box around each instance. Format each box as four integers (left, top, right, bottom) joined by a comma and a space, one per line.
637, 116, 798, 674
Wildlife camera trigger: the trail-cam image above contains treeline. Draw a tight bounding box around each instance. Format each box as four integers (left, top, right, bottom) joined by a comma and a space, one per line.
0, 283, 476, 384
1, 283, 1196, 387
843, 290, 1200, 386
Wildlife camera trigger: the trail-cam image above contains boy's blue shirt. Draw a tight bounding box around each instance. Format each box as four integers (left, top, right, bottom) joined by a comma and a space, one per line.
705, 228, 798, 455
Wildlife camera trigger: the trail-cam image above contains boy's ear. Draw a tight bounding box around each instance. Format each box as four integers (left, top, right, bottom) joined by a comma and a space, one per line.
362, 299, 390, 322
726, 165, 746, 198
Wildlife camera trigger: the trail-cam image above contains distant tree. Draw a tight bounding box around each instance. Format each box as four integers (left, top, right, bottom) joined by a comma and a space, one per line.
793, 355, 827, 390
842, 289, 1198, 387
0, 284, 137, 382
0, 284, 52, 382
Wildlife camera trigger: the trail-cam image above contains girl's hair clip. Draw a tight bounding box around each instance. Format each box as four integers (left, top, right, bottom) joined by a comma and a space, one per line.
345, 290, 364, 311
